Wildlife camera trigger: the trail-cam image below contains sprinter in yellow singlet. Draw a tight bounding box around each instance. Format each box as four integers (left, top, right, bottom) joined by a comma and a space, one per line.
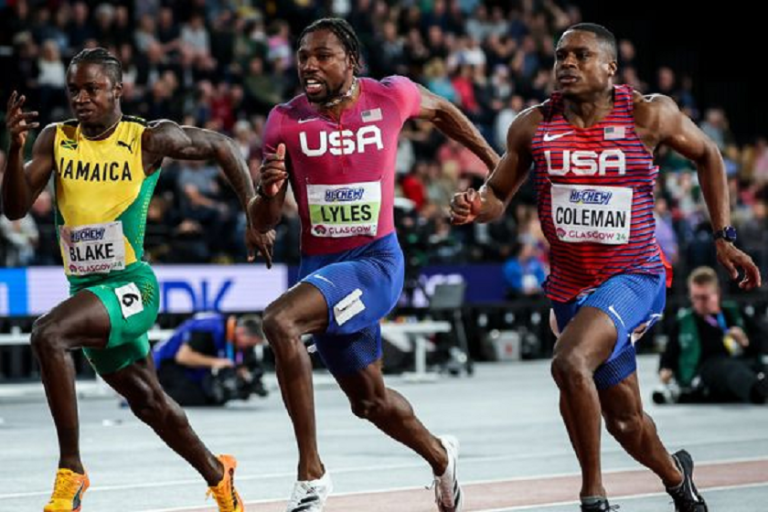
1, 48, 273, 512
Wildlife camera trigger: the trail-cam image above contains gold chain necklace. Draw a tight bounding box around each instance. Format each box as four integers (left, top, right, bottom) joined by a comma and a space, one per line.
323, 77, 358, 108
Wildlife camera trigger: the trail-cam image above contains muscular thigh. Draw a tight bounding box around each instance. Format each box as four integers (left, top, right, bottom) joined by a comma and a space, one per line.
78, 264, 160, 375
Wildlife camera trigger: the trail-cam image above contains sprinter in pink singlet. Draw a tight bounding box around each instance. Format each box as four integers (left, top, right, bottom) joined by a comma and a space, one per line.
450, 23, 760, 512
247, 18, 499, 512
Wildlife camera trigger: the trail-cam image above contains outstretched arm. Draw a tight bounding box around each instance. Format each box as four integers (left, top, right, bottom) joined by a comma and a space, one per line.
450, 107, 541, 225
143, 120, 255, 211
640, 95, 760, 289
142, 120, 275, 264
416, 85, 500, 171
2, 91, 54, 220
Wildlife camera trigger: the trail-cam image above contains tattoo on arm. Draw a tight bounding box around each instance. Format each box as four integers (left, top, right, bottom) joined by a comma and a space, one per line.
144, 121, 255, 210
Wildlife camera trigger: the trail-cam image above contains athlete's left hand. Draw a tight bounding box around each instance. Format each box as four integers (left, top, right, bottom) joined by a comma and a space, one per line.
716, 240, 761, 290
246, 227, 276, 268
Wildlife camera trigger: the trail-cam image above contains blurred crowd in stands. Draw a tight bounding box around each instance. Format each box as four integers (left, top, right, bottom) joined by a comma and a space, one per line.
1, 0, 767, 299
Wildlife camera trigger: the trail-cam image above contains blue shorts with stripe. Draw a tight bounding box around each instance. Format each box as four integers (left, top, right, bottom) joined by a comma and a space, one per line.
299, 233, 404, 376
551, 272, 666, 390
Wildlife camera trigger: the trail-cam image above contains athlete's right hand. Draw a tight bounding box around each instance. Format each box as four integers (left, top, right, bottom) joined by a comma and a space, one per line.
259, 143, 288, 198
6, 91, 39, 148
450, 188, 482, 225
246, 226, 276, 269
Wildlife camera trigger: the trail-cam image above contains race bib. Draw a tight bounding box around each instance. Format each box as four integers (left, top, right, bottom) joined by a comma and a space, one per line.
60, 221, 127, 276
307, 181, 381, 238
551, 184, 632, 245
333, 288, 365, 326
115, 282, 144, 319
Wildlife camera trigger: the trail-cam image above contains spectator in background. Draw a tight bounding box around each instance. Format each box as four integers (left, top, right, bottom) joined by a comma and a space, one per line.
178, 160, 229, 253
700, 107, 732, 152
515, 36, 540, 81
503, 234, 548, 298
396, 136, 416, 176
372, 20, 405, 76
437, 137, 488, 179
658, 267, 767, 404
29, 189, 59, 266
466, 4, 492, 42
426, 25, 450, 61
30, 8, 57, 46
494, 94, 524, 151
620, 66, 646, 93
751, 137, 768, 185
403, 28, 431, 76
48, 6, 72, 53
425, 160, 456, 213
134, 14, 159, 55
654, 196, 679, 265
0, 211, 38, 266
656, 66, 678, 102
267, 20, 293, 69
738, 199, 768, 276
488, 61, 513, 104
118, 43, 139, 88
618, 39, 636, 69
156, 7, 181, 55
144, 196, 174, 262
143, 75, 176, 120
401, 162, 429, 212
0, 0, 33, 46
423, 58, 457, 104
67, 1, 94, 49
243, 57, 283, 115
232, 120, 259, 162
92, 3, 115, 47
37, 40, 68, 124
9, 32, 39, 100
112, 6, 133, 48
488, 6, 511, 39
210, 82, 236, 133
181, 13, 211, 60
677, 75, 698, 118
451, 64, 481, 116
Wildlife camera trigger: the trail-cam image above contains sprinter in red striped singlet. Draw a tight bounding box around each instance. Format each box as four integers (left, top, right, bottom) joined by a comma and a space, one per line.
451, 23, 760, 512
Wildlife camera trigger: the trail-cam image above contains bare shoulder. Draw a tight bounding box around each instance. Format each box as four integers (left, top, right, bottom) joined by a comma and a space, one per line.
634, 92, 681, 129
142, 119, 186, 152
516, 103, 546, 126
144, 118, 181, 135
506, 103, 545, 150
38, 122, 59, 142
33, 123, 59, 154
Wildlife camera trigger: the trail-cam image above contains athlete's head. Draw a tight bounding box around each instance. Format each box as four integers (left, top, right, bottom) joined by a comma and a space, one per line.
297, 18, 362, 105
687, 266, 722, 316
66, 47, 123, 125
555, 23, 617, 99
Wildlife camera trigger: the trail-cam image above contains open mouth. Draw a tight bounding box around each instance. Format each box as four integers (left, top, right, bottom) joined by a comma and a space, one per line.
304, 78, 324, 94
558, 76, 578, 85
